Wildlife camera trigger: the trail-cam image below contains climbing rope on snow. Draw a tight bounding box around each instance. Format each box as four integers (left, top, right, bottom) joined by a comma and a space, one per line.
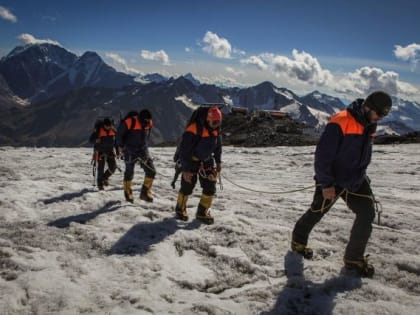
220, 172, 317, 194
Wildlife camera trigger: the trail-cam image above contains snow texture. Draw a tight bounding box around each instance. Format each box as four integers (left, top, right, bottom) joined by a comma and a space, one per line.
0, 145, 419, 314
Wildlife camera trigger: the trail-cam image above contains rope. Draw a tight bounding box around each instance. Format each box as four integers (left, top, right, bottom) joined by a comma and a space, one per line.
310, 189, 345, 213
220, 172, 316, 194
221, 172, 383, 225
126, 154, 384, 225
310, 188, 383, 225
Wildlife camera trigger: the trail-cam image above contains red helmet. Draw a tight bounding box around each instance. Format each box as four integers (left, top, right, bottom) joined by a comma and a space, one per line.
207, 106, 222, 122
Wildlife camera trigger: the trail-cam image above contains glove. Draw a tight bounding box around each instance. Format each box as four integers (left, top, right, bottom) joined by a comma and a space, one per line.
322, 187, 336, 200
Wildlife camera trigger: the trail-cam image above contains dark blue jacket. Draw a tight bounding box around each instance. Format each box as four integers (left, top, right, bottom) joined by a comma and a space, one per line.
116, 115, 153, 158
178, 122, 222, 172
315, 99, 376, 191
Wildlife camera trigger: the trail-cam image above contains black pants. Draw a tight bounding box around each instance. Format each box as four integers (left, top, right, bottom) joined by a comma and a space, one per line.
97, 153, 117, 186
179, 160, 217, 197
292, 179, 375, 260
123, 152, 156, 181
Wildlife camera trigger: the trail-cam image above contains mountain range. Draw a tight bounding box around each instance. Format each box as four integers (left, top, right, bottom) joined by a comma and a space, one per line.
0, 43, 419, 146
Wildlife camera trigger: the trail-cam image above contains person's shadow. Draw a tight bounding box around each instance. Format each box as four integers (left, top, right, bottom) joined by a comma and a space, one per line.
41, 187, 120, 204
47, 200, 122, 228
109, 218, 202, 256
260, 251, 362, 315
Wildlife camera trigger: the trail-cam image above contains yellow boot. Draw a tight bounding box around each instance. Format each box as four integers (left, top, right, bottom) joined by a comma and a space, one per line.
123, 180, 133, 203
196, 194, 214, 224
175, 192, 189, 221
140, 177, 154, 202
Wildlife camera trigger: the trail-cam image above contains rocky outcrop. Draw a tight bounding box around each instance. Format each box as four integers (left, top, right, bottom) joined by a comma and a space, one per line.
374, 132, 420, 144
222, 111, 318, 146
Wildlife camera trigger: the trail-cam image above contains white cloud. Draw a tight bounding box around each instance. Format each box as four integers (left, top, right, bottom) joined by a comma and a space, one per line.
0, 5, 17, 23
225, 66, 245, 77
241, 50, 332, 86
202, 31, 232, 59
332, 66, 420, 101
394, 43, 420, 68
185, 47, 191, 53
105, 53, 141, 75
233, 48, 246, 56
240, 56, 268, 70
141, 49, 170, 66
18, 33, 61, 46
271, 49, 333, 85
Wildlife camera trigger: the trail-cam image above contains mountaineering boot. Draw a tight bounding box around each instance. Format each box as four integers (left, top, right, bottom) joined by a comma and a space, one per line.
175, 193, 189, 221
140, 177, 154, 202
123, 180, 134, 203
103, 170, 112, 186
196, 194, 214, 225
97, 179, 104, 190
291, 241, 314, 259
344, 255, 375, 278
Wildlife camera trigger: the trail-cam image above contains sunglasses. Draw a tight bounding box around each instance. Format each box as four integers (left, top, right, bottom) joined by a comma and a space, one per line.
373, 109, 388, 118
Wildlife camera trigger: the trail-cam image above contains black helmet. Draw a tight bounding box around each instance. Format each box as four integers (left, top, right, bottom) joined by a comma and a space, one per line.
364, 91, 392, 117
103, 117, 112, 126
138, 109, 152, 120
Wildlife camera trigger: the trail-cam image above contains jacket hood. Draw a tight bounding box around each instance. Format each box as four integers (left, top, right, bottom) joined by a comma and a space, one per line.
347, 98, 377, 132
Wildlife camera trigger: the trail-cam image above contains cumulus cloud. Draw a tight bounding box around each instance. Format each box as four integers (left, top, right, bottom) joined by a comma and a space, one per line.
233, 48, 246, 56
18, 33, 61, 46
241, 50, 332, 86
394, 43, 420, 68
0, 5, 17, 23
141, 49, 170, 65
272, 49, 333, 85
202, 31, 232, 59
105, 53, 141, 75
240, 56, 268, 70
332, 66, 420, 101
226, 66, 245, 77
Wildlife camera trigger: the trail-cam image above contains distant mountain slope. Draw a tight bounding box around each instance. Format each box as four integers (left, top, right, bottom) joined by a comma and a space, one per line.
0, 44, 419, 146
0, 43, 77, 99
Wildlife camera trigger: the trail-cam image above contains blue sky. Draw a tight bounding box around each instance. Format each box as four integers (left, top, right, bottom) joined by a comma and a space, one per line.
1, 0, 420, 102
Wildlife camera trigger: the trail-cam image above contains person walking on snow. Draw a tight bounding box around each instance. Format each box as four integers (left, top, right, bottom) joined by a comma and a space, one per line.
89, 117, 117, 190
175, 106, 223, 225
116, 109, 156, 203
291, 91, 392, 277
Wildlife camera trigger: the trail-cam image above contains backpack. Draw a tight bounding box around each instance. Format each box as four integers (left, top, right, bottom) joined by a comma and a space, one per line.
173, 105, 222, 162
120, 110, 153, 144
93, 116, 114, 131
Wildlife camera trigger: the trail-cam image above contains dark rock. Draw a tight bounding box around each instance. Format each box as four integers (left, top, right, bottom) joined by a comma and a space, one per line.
222, 112, 318, 147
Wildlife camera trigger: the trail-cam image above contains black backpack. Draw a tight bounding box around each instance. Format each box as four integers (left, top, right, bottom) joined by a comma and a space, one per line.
93, 116, 114, 131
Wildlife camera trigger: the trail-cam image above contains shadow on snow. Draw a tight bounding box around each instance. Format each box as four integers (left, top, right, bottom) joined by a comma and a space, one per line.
41, 187, 120, 204
109, 218, 202, 256
261, 251, 362, 315
47, 200, 122, 228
